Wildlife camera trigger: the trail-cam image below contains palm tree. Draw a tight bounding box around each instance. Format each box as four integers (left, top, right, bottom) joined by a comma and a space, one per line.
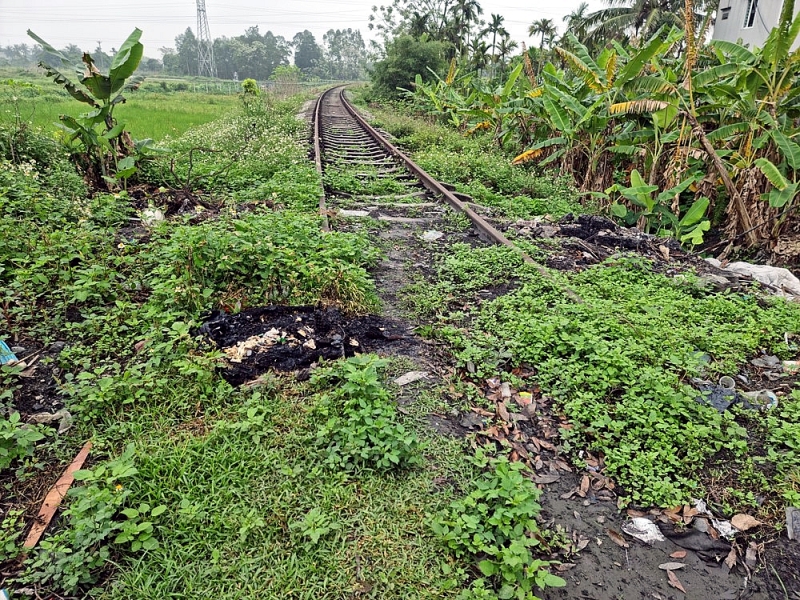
528, 18, 557, 51
485, 13, 507, 57
497, 36, 518, 68
469, 38, 490, 72
563, 2, 591, 42
408, 11, 431, 37
450, 0, 484, 55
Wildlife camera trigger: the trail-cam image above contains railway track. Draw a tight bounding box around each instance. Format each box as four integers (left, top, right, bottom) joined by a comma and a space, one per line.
313, 86, 524, 249
311, 86, 581, 308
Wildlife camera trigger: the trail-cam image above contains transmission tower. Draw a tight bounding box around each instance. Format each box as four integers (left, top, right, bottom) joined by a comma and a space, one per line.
196, 0, 216, 77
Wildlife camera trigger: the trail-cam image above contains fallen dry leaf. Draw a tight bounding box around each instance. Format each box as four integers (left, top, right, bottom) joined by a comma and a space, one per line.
627, 509, 647, 518
533, 473, 561, 484
724, 547, 737, 570
670, 550, 687, 559
667, 569, 686, 594
496, 402, 510, 422
658, 562, 686, 571
607, 529, 629, 548
580, 475, 590, 495
731, 513, 762, 532
554, 459, 572, 471
555, 563, 576, 572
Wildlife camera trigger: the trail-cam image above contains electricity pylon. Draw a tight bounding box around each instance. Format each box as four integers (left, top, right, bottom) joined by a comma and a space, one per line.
196, 0, 216, 77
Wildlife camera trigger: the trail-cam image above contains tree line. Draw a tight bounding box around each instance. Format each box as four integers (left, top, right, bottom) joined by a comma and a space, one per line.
1, 27, 369, 81
368, 0, 719, 98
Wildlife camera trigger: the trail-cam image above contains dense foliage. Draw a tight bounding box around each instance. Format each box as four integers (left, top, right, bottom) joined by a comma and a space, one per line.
403, 0, 800, 251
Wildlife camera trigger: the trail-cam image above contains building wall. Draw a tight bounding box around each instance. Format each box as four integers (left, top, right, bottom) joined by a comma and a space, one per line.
712, 0, 797, 48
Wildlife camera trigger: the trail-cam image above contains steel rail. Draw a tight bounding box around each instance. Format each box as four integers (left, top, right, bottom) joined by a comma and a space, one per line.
312, 87, 329, 232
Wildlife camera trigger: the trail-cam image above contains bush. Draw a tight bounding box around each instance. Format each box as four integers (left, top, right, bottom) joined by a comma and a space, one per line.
432, 456, 565, 599
146, 211, 378, 315
371, 35, 448, 100
313, 355, 421, 472
0, 412, 49, 471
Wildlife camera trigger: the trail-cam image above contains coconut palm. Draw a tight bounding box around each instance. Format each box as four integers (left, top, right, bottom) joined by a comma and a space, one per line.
528, 18, 557, 51
563, 2, 591, 42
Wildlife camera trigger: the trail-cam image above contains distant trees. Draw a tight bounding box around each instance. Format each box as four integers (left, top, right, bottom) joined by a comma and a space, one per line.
162, 26, 365, 81
371, 35, 447, 98
293, 30, 322, 74
322, 29, 368, 79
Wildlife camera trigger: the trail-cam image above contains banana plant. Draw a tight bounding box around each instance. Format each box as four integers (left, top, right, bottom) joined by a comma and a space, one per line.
601, 170, 710, 244
28, 28, 145, 183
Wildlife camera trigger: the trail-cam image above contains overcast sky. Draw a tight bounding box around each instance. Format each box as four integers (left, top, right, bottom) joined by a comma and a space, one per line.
1, 0, 605, 55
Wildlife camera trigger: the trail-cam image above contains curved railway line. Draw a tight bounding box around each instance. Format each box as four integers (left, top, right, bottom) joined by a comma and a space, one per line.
311, 85, 581, 305
312, 86, 528, 253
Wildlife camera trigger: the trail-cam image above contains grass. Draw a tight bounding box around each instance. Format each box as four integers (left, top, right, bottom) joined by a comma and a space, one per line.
402, 245, 800, 513
0, 71, 240, 141
4, 90, 559, 600
98, 377, 475, 599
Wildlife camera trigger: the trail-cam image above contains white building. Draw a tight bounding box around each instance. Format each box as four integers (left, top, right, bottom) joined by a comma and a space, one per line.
712, 0, 798, 48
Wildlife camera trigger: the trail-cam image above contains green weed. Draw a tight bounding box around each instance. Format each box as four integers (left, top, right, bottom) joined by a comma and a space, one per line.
432, 455, 566, 600
313, 355, 421, 472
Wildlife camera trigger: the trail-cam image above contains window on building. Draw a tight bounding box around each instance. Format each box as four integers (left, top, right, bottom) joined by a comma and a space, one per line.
743, 0, 758, 28
721, 6, 731, 19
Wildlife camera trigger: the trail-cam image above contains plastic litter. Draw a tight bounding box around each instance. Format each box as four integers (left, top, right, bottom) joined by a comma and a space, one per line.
751, 355, 781, 369
28, 409, 74, 434
422, 230, 444, 242
718, 376, 736, 390
142, 207, 165, 226
740, 390, 778, 411
783, 360, 800, 375
706, 258, 800, 296
0, 340, 17, 365
393, 371, 429, 386
621, 517, 666, 544
695, 383, 739, 412
788, 507, 799, 541
695, 380, 777, 412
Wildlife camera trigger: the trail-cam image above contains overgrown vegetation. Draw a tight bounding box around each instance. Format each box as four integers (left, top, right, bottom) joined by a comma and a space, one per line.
403, 250, 800, 512
357, 98, 586, 220
432, 455, 566, 600
400, 0, 800, 253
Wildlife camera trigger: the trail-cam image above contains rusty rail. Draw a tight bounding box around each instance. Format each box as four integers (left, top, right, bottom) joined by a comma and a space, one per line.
312, 86, 583, 303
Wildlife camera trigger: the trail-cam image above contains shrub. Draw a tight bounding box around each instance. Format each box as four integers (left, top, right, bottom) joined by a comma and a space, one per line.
313, 355, 421, 472
432, 456, 565, 599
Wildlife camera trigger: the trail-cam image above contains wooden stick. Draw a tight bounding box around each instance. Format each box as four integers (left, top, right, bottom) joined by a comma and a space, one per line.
22, 441, 93, 550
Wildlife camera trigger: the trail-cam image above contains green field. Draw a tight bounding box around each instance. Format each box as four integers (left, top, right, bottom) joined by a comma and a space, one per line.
0, 70, 240, 141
